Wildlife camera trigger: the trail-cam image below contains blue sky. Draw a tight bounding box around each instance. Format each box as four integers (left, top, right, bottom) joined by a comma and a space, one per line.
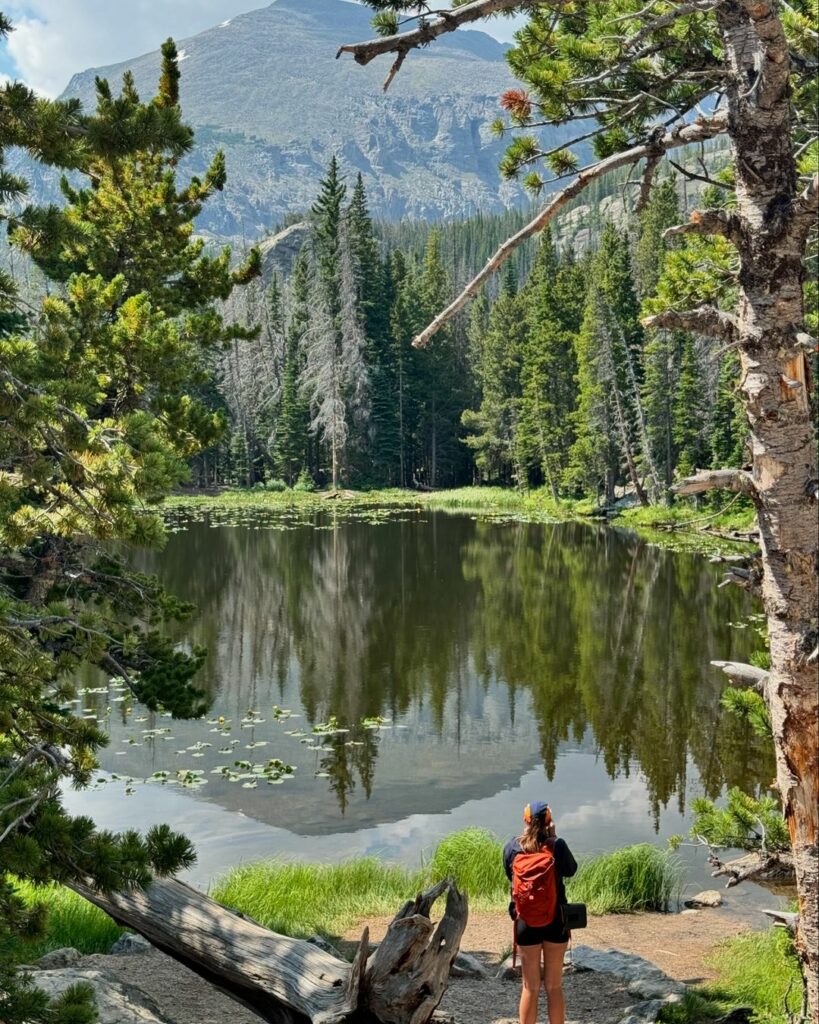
0, 1, 526, 97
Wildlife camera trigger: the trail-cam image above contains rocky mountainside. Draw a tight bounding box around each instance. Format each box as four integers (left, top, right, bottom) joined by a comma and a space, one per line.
58, 0, 551, 238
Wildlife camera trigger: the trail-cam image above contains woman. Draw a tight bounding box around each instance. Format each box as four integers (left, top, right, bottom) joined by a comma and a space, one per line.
503, 800, 577, 1024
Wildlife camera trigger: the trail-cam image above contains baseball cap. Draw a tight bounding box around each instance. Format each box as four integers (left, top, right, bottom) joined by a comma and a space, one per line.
523, 800, 551, 824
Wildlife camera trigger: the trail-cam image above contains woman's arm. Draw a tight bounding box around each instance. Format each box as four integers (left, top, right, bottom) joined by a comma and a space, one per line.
554, 837, 578, 878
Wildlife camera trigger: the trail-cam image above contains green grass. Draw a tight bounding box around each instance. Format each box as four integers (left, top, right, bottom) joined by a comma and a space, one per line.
424, 828, 510, 907
566, 844, 683, 914
210, 857, 418, 938
11, 881, 124, 958
165, 485, 756, 553
659, 928, 803, 1023
212, 830, 683, 940
5, 834, 689, 959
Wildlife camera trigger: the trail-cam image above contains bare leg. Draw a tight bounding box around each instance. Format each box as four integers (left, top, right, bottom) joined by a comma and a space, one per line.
543, 941, 568, 1024
518, 943, 542, 1024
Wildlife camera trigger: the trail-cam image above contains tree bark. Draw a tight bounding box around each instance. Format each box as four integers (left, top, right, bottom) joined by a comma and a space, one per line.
716, 2, 819, 1015
66, 877, 467, 1024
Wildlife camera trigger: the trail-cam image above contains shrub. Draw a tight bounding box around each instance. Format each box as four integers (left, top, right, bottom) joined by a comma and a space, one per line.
293, 469, 315, 493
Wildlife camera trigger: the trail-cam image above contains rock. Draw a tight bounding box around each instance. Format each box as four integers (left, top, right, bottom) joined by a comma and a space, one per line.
23, 968, 170, 1023
306, 933, 345, 959
628, 977, 680, 1000
495, 954, 519, 980
35, 947, 82, 969
680, 908, 700, 915
450, 951, 488, 979
714, 1010, 754, 1023
619, 999, 668, 1023
685, 889, 723, 908
572, 946, 684, 994
110, 933, 153, 955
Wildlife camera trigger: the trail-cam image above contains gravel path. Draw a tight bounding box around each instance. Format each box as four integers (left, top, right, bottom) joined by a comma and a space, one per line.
73, 908, 749, 1024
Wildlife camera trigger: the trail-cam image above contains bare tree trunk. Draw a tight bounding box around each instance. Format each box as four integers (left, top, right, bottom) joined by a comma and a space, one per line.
67, 877, 467, 1024
715, 4, 819, 1014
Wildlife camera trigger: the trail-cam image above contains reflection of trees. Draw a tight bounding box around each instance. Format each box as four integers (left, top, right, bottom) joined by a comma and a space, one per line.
144, 513, 773, 817
461, 520, 773, 823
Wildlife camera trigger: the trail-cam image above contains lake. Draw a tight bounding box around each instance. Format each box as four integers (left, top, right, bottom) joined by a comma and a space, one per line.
66, 506, 774, 904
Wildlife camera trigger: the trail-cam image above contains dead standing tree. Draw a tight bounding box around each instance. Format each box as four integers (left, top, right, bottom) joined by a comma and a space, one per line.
339, 1, 818, 1017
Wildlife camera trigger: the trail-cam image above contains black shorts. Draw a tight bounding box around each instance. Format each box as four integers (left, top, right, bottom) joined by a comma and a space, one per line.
515, 917, 569, 946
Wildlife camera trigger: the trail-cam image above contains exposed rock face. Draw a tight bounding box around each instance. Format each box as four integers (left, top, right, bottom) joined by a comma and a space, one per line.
23, 967, 170, 1024
54, 0, 561, 237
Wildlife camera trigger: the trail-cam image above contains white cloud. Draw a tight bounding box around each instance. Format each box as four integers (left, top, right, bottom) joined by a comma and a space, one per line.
2, 1, 266, 97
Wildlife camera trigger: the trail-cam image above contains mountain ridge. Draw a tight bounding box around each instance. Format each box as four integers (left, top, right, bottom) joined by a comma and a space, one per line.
57, 0, 551, 236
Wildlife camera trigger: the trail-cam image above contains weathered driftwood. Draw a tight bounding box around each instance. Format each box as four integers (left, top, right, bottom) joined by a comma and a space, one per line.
68, 876, 467, 1024
708, 850, 795, 887
711, 660, 769, 694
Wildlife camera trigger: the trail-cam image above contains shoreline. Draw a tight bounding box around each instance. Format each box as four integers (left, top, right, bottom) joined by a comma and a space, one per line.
164, 484, 759, 555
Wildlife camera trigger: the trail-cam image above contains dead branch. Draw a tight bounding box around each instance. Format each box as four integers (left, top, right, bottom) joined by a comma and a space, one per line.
411, 113, 728, 347
664, 208, 743, 243
711, 660, 769, 693
671, 468, 756, 498
642, 304, 739, 343
336, 0, 533, 72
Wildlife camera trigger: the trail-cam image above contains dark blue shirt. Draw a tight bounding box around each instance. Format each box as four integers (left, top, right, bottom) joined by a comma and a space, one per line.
502, 835, 578, 905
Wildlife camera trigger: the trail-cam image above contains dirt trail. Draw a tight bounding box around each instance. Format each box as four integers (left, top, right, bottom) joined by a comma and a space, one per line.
343, 907, 752, 984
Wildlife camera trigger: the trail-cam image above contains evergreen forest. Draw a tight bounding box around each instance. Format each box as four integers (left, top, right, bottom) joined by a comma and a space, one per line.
204, 162, 758, 503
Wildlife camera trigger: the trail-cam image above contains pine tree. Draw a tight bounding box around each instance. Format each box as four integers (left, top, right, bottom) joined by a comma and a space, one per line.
710, 353, 748, 469
565, 283, 620, 502
301, 158, 368, 488
515, 230, 578, 496
0, 31, 251, 1022
415, 229, 467, 487
462, 261, 524, 483
274, 252, 311, 484
673, 336, 708, 477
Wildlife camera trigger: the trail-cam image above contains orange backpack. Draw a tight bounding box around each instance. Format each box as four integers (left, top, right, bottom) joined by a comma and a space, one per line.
512, 847, 558, 927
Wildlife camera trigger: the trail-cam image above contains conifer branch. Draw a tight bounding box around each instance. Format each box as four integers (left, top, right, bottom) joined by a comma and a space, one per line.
411, 113, 728, 347
641, 305, 739, 343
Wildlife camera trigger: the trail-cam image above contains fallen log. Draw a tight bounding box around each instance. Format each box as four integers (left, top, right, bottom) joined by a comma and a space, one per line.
708, 850, 795, 887
67, 876, 467, 1024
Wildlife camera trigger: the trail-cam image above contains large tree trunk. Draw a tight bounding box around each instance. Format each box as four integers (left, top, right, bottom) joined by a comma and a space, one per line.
67, 877, 467, 1024
718, 3, 819, 1016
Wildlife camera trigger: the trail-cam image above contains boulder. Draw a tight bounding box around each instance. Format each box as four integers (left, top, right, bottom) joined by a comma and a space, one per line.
35, 947, 82, 969
572, 946, 685, 996
306, 933, 345, 959
684, 890, 723, 909
110, 933, 153, 955
618, 999, 669, 1023
450, 951, 488, 979
495, 954, 519, 980
23, 967, 170, 1023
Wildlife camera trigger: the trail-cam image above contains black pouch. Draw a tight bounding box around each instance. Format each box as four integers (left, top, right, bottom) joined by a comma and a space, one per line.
562, 903, 587, 930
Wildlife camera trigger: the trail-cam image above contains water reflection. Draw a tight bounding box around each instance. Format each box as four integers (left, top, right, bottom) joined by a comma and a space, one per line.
91, 510, 772, 839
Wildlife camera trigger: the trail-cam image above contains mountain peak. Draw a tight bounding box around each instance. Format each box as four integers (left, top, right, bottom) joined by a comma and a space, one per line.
60, 0, 537, 235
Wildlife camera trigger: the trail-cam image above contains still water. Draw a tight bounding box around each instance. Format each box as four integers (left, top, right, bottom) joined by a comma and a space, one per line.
66, 507, 773, 897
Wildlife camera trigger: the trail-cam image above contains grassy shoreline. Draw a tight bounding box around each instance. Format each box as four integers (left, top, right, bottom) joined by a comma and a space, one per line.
165, 485, 757, 551
13, 831, 798, 1022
